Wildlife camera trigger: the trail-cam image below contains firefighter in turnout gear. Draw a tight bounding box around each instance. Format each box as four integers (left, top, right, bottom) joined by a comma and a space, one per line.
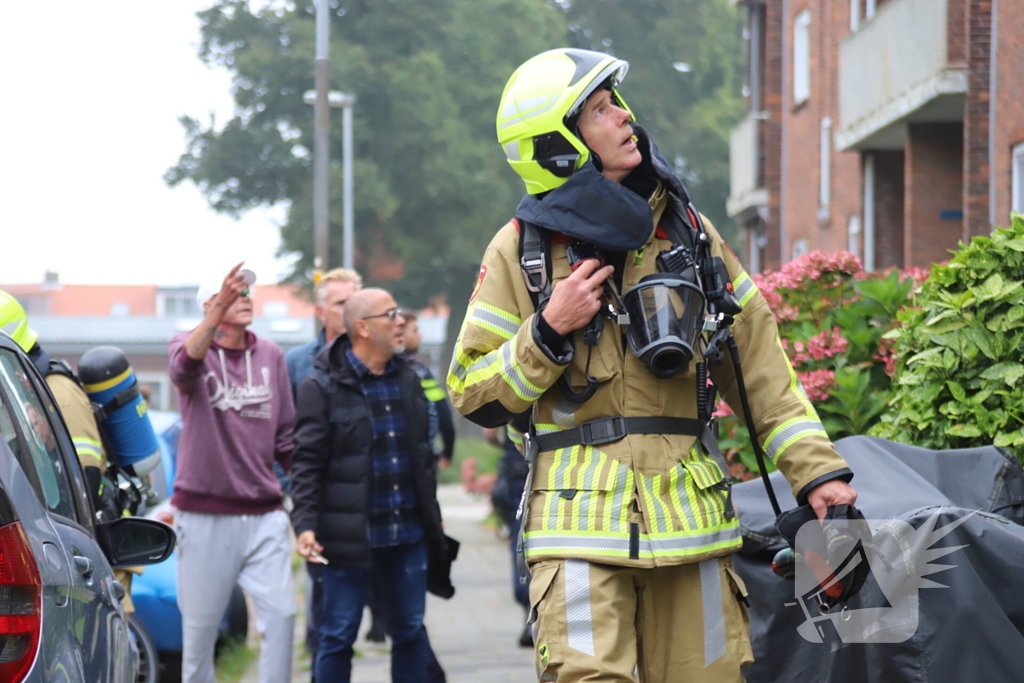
447, 48, 857, 681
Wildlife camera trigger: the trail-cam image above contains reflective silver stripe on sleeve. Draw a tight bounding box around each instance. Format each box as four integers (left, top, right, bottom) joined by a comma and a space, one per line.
700, 559, 727, 667
563, 559, 596, 657
765, 419, 828, 461
470, 306, 521, 340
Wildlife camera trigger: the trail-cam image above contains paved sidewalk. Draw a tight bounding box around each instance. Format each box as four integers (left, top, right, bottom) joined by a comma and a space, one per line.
243, 484, 536, 682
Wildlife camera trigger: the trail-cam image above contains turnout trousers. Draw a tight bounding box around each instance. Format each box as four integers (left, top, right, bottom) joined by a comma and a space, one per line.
528, 556, 754, 682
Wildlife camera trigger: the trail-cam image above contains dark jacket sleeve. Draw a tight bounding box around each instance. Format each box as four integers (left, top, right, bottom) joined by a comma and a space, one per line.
436, 397, 456, 461
290, 375, 333, 537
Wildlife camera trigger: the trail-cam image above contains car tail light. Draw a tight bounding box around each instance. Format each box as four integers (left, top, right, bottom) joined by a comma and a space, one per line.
0, 485, 41, 683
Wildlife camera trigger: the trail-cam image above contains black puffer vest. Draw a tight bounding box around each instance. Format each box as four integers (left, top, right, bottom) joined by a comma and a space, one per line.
290, 336, 445, 567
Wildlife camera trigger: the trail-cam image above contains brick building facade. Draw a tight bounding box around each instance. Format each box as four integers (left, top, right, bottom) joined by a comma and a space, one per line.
729, 0, 1024, 273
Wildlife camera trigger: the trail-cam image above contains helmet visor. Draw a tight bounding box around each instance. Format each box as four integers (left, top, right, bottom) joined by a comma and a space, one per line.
565, 60, 630, 120
622, 276, 705, 368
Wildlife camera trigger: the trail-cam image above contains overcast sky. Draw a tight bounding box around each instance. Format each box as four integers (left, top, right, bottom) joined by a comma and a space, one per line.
0, 1, 297, 287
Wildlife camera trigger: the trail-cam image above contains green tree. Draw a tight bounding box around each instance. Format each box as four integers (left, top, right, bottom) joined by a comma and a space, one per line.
167, 0, 567, 350
557, 0, 745, 244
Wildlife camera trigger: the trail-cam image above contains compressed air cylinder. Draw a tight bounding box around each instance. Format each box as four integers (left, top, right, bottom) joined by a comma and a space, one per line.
78, 346, 161, 476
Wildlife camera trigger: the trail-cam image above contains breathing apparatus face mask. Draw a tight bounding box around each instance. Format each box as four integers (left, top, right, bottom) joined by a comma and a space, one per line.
621, 273, 706, 378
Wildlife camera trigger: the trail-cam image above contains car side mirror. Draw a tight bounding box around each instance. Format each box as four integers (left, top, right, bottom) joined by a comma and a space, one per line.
95, 517, 176, 568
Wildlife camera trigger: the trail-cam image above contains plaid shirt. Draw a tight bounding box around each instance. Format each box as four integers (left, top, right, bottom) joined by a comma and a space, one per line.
346, 349, 423, 548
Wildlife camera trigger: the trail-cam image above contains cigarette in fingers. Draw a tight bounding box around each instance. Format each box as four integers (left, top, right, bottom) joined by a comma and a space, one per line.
308, 549, 329, 565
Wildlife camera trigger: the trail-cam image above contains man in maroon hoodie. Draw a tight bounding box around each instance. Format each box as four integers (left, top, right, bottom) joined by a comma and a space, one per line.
169, 263, 296, 683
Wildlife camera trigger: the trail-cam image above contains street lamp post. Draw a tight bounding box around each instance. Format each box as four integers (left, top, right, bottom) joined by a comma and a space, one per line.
309, 0, 357, 275
313, 0, 330, 275
304, 89, 357, 272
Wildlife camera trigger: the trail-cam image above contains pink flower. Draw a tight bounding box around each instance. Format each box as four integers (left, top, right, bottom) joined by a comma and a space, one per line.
806, 327, 849, 360
712, 400, 734, 418
798, 369, 836, 402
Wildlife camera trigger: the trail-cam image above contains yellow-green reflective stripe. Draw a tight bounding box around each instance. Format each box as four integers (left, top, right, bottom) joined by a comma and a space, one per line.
420, 378, 447, 402
641, 474, 669, 534
507, 426, 524, 445
776, 334, 818, 418
534, 423, 562, 435
73, 438, 103, 458
668, 466, 696, 532
608, 463, 628, 533
766, 420, 829, 461
468, 303, 521, 340
732, 272, 757, 308
683, 469, 712, 530
523, 525, 742, 558
447, 336, 543, 401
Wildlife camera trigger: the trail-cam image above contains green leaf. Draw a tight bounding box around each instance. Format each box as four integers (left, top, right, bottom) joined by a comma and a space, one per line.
977, 274, 1005, 300
980, 363, 1024, 384
993, 431, 1024, 447
946, 423, 983, 438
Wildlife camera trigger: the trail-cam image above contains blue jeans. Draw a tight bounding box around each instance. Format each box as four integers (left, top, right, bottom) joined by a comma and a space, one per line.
317, 541, 430, 683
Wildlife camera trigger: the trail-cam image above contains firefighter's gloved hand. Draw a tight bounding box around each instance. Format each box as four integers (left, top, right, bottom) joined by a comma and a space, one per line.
542, 259, 614, 334
807, 478, 858, 520
775, 503, 872, 611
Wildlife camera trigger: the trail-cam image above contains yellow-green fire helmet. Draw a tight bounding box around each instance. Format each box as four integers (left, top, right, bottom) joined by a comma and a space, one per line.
0, 289, 37, 353
497, 48, 633, 194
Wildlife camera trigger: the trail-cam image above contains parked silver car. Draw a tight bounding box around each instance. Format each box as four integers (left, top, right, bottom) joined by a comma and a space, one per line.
0, 332, 175, 682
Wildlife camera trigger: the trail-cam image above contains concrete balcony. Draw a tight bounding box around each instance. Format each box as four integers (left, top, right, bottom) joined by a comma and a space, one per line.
836, 0, 966, 151
727, 112, 768, 220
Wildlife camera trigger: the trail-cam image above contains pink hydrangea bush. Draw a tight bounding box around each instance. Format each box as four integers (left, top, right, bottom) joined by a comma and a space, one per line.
717, 251, 923, 477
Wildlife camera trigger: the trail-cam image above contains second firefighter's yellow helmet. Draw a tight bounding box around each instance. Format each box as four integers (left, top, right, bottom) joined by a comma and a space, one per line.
497, 48, 632, 194
0, 289, 37, 353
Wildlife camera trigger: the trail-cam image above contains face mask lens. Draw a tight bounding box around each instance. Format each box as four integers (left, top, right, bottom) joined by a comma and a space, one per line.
621, 276, 705, 378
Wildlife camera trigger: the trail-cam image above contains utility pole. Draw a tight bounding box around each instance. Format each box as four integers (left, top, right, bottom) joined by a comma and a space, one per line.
313, 0, 330, 276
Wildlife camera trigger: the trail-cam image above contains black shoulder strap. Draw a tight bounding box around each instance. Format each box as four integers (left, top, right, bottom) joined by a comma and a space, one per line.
46, 359, 82, 386
516, 218, 553, 311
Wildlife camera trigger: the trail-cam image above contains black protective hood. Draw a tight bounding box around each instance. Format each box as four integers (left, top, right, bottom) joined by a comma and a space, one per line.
515, 124, 692, 252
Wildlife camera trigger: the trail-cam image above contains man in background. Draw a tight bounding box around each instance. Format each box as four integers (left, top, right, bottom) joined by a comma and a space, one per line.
285, 267, 362, 665
291, 288, 447, 683
400, 310, 455, 470
169, 263, 296, 683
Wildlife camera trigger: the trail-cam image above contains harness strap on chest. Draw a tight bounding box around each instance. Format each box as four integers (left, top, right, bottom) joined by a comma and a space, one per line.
517, 218, 552, 309
534, 415, 704, 451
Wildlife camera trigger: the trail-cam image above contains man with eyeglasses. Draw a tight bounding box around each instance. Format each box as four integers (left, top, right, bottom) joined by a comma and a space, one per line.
285, 267, 363, 668
291, 288, 449, 683
169, 263, 297, 683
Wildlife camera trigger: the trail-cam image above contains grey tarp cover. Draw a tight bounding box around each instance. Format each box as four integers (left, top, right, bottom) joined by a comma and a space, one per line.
732, 435, 1024, 683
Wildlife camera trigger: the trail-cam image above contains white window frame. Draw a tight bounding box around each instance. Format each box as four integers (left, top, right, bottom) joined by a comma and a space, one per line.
1013, 142, 1024, 215
866, 0, 877, 20
819, 117, 832, 215
793, 9, 811, 105
792, 238, 810, 260
850, 0, 860, 31
848, 215, 862, 260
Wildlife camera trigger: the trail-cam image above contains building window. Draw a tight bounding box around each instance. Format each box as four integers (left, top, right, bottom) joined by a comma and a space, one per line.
850, 0, 860, 31
848, 215, 862, 260
819, 117, 832, 215
792, 238, 809, 261
262, 302, 288, 319
157, 289, 200, 318
866, 0, 877, 20
793, 9, 811, 105
1013, 142, 1024, 215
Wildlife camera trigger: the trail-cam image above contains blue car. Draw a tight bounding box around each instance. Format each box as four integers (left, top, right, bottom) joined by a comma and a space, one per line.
130, 411, 248, 681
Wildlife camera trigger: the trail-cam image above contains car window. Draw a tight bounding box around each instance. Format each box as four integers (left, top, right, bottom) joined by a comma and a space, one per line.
0, 349, 77, 520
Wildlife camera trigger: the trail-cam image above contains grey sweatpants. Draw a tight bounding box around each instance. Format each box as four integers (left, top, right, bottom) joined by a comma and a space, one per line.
176, 509, 296, 683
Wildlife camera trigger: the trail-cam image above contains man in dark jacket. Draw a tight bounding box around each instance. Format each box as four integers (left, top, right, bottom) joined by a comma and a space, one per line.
291, 288, 446, 683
